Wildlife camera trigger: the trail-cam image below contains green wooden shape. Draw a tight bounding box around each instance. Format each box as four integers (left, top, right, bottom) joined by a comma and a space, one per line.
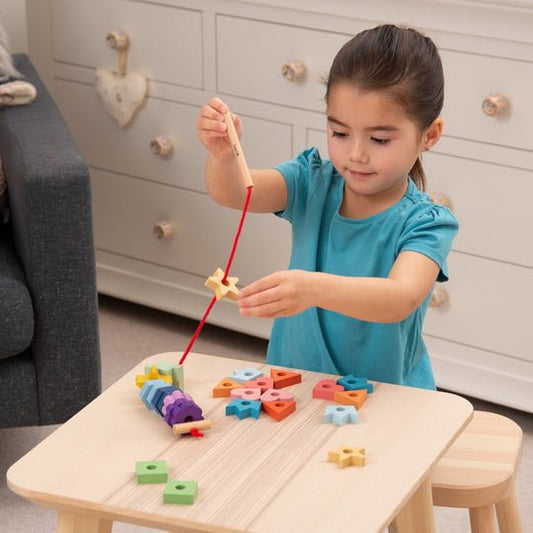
171, 365, 185, 390
135, 461, 168, 484
163, 480, 198, 504
144, 362, 184, 390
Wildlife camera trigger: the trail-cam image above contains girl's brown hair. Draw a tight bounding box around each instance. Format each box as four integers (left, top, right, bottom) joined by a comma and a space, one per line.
325, 24, 444, 191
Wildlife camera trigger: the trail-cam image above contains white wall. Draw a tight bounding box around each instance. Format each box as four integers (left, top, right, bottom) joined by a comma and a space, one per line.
0, 0, 28, 52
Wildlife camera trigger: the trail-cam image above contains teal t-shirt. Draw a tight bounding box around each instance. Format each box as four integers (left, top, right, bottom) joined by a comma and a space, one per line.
266, 148, 459, 389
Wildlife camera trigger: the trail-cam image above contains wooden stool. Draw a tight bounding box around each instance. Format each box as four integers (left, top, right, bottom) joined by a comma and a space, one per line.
431, 411, 523, 533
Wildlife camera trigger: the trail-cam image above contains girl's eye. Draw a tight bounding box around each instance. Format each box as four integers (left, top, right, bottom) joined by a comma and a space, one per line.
371, 137, 390, 145
331, 131, 347, 138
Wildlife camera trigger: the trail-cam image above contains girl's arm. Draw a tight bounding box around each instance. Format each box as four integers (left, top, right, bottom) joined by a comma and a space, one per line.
198, 97, 287, 213
238, 251, 440, 322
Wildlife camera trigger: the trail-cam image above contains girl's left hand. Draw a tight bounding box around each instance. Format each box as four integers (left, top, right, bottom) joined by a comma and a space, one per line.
238, 270, 315, 318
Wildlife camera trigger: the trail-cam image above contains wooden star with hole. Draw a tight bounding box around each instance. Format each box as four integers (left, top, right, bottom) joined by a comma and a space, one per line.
205, 267, 240, 301
327, 445, 366, 468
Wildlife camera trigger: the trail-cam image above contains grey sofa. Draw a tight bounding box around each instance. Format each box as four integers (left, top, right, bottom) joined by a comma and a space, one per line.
0, 54, 101, 428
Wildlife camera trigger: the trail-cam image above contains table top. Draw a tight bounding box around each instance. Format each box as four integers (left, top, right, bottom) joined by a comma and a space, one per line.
7, 352, 473, 532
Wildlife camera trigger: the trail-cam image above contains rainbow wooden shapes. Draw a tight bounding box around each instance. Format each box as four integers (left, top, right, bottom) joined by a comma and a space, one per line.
327, 445, 366, 468
136, 362, 205, 435
135, 460, 199, 504
144, 361, 185, 390
136, 362, 184, 390
136, 364, 173, 389
135, 459, 199, 505
216, 366, 300, 422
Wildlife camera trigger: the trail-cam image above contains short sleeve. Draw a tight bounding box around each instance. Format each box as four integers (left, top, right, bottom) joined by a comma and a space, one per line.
397, 205, 459, 282
273, 147, 322, 222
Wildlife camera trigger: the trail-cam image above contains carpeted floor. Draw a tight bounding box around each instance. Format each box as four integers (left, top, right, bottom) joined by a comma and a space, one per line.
1, 295, 531, 532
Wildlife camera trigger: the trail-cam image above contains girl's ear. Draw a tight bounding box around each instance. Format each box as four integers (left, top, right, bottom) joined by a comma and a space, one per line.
422, 117, 443, 151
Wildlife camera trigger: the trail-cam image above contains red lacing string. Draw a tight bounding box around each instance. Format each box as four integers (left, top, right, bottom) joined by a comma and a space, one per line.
179, 186, 253, 365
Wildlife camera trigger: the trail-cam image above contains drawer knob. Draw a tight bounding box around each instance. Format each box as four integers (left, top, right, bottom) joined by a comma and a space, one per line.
150, 135, 174, 157
106, 29, 130, 51
153, 220, 174, 239
429, 287, 448, 308
429, 192, 453, 211
106, 29, 130, 76
281, 61, 306, 82
482, 94, 509, 117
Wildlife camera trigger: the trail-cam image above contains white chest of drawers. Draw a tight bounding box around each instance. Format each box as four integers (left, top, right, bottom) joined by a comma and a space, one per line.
27, 0, 533, 412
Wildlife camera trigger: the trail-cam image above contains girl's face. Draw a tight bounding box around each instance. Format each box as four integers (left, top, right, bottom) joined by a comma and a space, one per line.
326, 83, 437, 218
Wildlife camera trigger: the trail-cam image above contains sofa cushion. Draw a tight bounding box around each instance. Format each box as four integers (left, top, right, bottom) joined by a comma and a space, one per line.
0, 228, 34, 358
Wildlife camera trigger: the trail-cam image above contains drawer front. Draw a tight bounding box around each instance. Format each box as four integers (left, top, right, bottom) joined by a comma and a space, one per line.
426, 336, 533, 413
441, 50, 532, 150
216, 15, 356, 111
90, 170, 291, 285
424, 152, 533, 267
425, 252, 532, 361
54, 80, 292, 190
51, 0, 203, 88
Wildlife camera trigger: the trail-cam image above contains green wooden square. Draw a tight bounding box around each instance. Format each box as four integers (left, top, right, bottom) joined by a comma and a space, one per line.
163, 480, 198, 504
135, 461, 168, 484
144, 362, 184, 389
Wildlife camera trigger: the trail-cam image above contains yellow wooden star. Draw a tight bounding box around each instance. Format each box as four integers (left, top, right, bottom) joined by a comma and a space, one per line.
327, 445, 366, 468
205, 267, 240, 301
135, 364, 173, 389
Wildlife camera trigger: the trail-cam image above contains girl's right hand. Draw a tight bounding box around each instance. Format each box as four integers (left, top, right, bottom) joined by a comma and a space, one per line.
196, 97, 243, 160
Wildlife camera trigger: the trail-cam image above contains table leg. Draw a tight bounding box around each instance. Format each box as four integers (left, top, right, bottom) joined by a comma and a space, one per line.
389, 477, 436, 533
57, 511, 113, 533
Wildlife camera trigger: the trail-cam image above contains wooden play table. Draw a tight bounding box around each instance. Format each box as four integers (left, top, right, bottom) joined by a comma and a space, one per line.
7, 352, 472, 532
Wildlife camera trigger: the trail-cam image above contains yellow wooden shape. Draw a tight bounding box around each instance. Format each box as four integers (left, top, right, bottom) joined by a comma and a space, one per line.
135, 364, 173, 389
205, 268, 240, 301
327, 445, 366, 468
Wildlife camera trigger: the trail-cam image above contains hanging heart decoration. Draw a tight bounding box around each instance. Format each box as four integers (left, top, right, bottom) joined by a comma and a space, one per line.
95, 68, 146, 127
94, 29, 147, 128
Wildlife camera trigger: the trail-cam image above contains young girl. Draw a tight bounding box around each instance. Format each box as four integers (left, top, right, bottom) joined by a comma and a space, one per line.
196, 24, 458, 390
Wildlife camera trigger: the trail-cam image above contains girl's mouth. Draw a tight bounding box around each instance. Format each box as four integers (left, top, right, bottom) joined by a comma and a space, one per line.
348, 169, 374, 179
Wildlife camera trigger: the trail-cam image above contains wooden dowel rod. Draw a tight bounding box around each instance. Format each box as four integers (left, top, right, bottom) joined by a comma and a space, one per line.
223, 110, 254, 189
172, 419, 212, 435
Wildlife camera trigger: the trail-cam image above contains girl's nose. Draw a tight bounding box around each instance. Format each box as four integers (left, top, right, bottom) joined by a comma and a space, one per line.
349, 141, 369, 164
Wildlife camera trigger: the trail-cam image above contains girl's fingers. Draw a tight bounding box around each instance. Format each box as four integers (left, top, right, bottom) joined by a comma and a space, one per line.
240, 273, 280, 298
239, 300, 289, 318
209, 96, 228, 114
